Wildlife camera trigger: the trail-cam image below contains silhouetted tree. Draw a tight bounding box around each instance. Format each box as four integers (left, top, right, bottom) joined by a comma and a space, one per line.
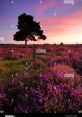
60, 42, 64, 46
13, 13, 46, 47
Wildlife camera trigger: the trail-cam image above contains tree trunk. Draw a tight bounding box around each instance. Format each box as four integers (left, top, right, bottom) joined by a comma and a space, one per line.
25, 39, 27, 48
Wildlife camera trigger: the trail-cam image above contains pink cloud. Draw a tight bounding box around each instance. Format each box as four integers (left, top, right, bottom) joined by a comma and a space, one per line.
32, 0, 55, 15
38, 7, 82, 37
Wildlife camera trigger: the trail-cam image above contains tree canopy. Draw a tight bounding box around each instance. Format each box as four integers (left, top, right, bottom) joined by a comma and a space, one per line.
13, 13, 46, 46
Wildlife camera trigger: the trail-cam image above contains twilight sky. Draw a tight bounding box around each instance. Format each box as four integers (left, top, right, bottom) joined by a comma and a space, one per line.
0, 0, 82, 44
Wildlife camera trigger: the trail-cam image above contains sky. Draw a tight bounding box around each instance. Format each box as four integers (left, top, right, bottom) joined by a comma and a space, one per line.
0, 0, 82, 44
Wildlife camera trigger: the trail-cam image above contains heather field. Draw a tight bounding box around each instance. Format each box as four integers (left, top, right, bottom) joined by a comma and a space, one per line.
0, 44, 82, 113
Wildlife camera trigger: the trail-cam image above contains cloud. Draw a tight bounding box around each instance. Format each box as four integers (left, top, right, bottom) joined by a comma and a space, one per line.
40, 6, 82, 31
32, 0, 55, 16
1, 0, 82, 44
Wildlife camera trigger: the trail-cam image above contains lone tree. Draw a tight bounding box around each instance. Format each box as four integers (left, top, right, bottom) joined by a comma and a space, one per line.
13, 13, 46, 47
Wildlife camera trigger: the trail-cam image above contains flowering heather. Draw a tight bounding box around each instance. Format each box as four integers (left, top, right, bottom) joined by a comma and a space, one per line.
0, 45, 82, 113
50, 64, 81, 84
0, 65, 81, 113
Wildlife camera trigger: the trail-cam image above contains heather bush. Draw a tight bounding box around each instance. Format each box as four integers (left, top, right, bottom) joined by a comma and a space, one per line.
1, 65, 82, 113
0, 45, 82, 113
49, 64, 81, 88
